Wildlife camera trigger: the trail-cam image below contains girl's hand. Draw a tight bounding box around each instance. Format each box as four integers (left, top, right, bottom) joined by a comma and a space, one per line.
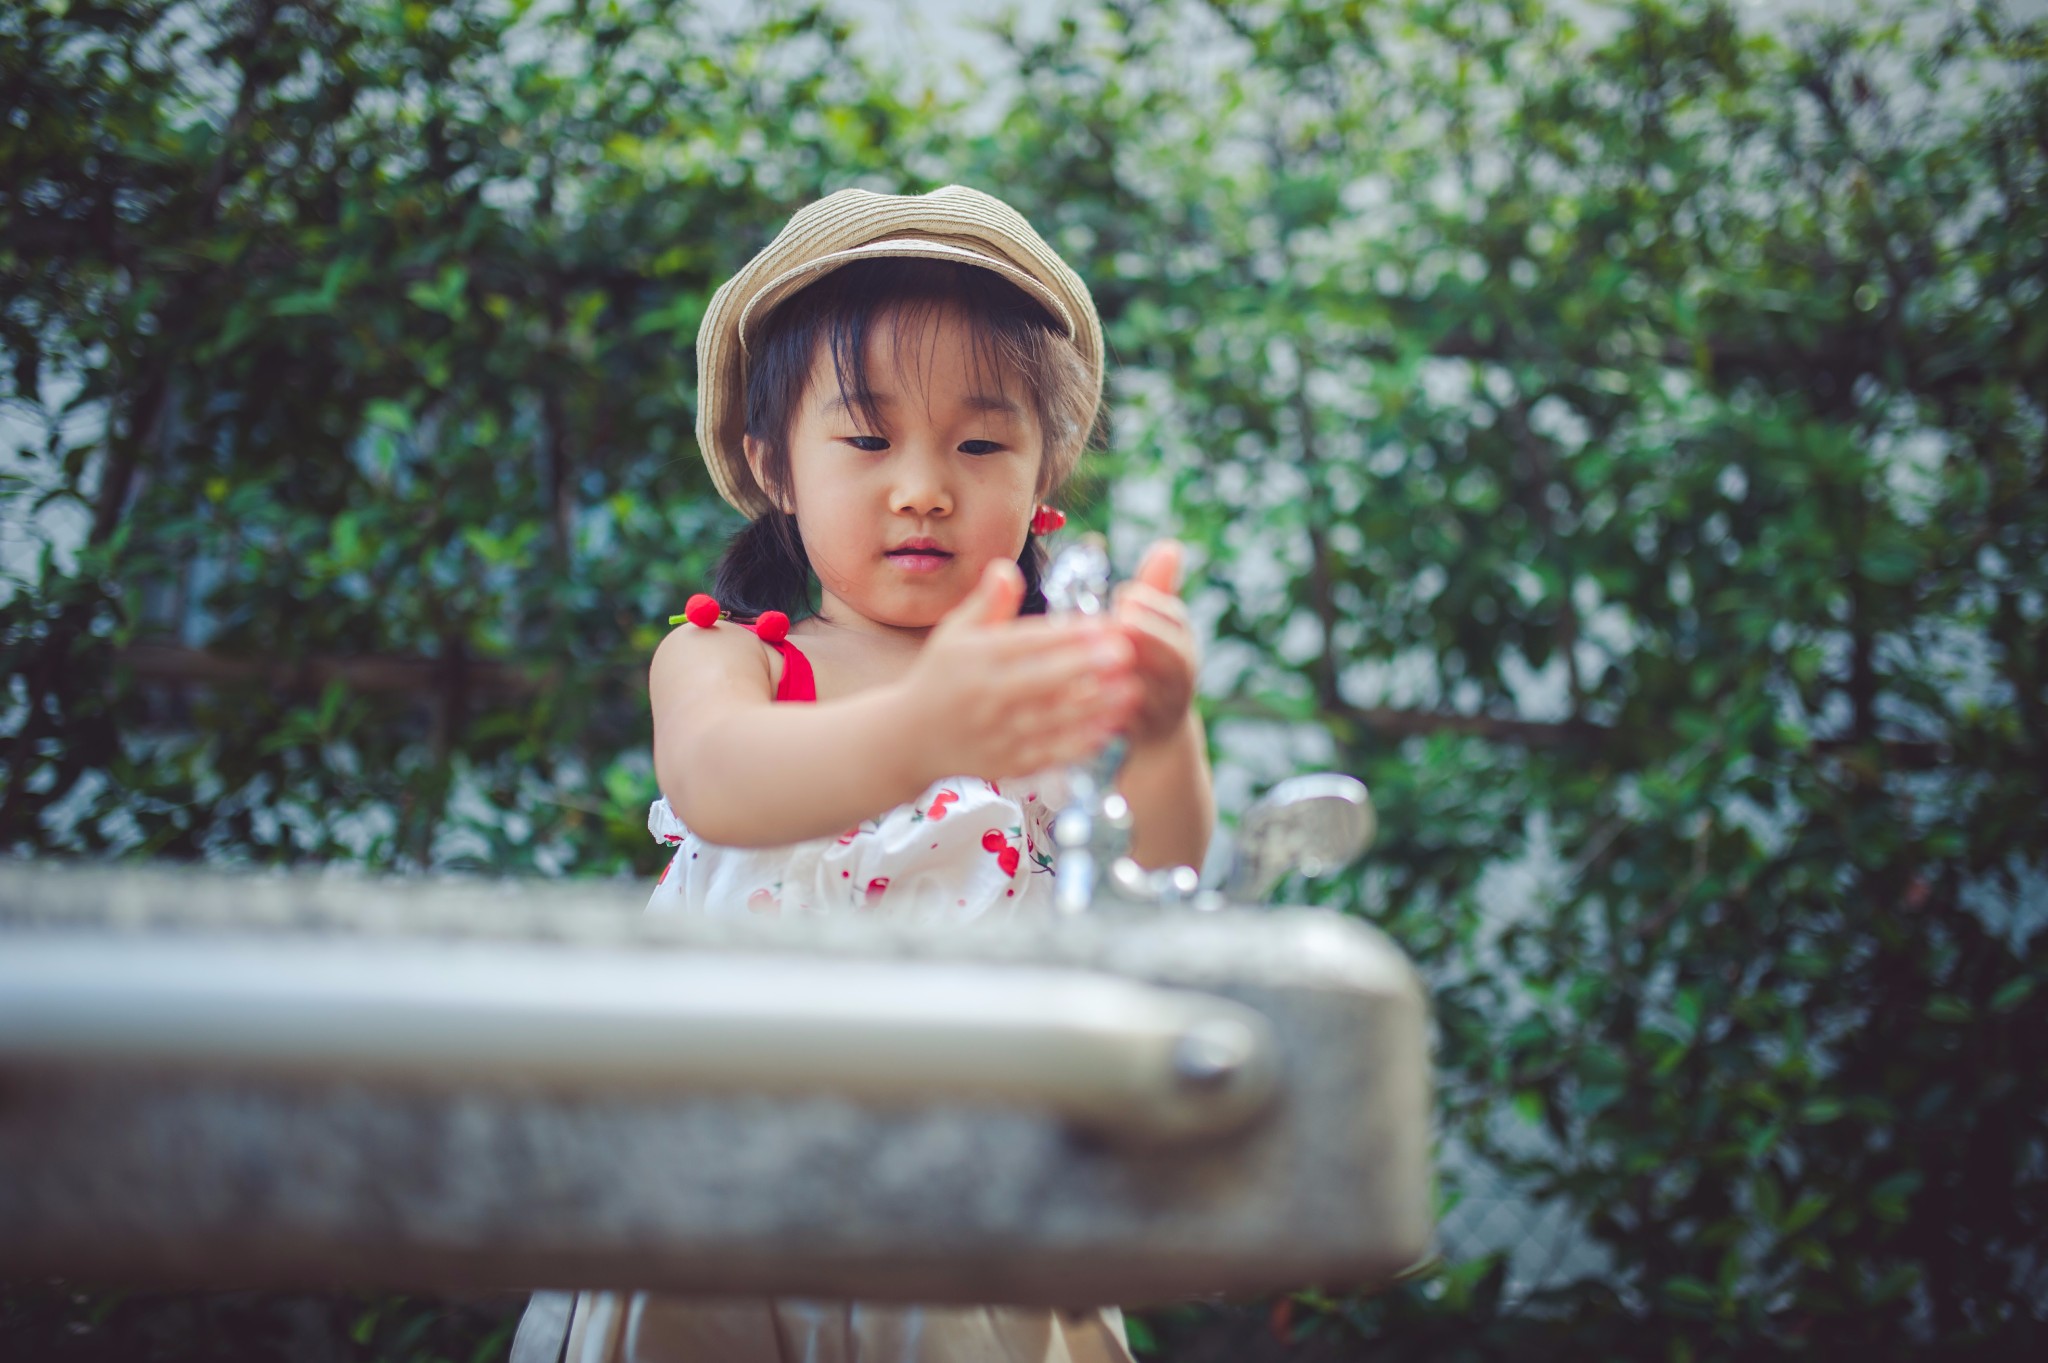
1114, 540, 1200, 747
897, 559, 1141, 782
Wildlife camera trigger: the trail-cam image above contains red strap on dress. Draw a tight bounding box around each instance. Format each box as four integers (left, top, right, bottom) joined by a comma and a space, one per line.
752, 625, 815, 703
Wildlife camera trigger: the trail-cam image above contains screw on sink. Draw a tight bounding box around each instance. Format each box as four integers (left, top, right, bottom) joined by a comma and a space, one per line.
1172, 1018, 1256, 1090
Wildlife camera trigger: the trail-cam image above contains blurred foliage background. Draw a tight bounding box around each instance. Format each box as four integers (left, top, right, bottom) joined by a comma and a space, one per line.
4, 0, 2047, 1357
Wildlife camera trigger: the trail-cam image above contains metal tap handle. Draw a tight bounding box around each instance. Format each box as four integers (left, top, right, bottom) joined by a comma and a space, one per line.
1215, 773, 1378, 905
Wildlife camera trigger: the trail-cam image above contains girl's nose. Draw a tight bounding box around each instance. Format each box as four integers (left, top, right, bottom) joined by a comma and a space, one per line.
890, 445, 954, 518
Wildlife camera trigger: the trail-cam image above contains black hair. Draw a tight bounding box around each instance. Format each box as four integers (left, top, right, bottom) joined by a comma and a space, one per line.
710, 257, 1097, 621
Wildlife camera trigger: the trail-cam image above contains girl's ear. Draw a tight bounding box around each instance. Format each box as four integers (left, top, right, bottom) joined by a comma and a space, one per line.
1034, 439, 1062, 501
743, 434, 794, 514
1038, 423, 1082, 500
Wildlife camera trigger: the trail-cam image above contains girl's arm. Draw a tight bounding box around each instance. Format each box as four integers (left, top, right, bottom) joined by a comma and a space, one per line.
651, 560, 1140, 848
1120, 708, 1214, 871
1113, 542, 1216, 871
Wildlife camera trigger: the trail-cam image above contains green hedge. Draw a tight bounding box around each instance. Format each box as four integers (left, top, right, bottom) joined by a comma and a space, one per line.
4, 0, 2045, 1355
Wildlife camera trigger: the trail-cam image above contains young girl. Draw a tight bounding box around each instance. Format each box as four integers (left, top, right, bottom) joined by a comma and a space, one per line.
564, 186, 1213, 1362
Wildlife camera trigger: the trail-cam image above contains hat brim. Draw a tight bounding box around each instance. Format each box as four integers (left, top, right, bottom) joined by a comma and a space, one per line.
737, 238, 1078, 354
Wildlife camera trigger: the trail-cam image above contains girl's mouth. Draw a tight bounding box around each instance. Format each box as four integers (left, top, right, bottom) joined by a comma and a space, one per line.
885, 540, 953, 572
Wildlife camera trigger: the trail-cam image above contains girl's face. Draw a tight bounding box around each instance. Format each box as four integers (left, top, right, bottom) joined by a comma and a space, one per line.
755, 303, 1046, 635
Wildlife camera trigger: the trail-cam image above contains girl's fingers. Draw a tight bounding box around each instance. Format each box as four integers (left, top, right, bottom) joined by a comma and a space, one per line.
1120, 615, 1197, 690
1114, 592, 1193, 665
990, 676, 1136, 754
1132, 539, 1184, 595
1119, 610, 1190, 657
1117, 582, 1197, 668
992, 630, 1134, 687
1041, 678, 1140, 730
1114, 578, 1187, 615
988, 614, 1130, 651
941, 558, 1024, 629
1009, 728, 1116, 775
1039, 715, 1139, 765
1002, 686, 1132, 749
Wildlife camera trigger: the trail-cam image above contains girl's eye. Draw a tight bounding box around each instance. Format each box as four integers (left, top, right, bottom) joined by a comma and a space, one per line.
844, 436, 889, 452
959, 440, 1003, 456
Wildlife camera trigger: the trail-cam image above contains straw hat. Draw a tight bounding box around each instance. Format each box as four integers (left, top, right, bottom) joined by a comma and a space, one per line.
695, 185, 1104, 519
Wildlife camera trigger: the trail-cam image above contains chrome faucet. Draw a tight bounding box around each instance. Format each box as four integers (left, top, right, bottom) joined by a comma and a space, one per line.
1043, 535, 1129, 914
1041, 539, 1377, 911
1210, 773, 1377, 905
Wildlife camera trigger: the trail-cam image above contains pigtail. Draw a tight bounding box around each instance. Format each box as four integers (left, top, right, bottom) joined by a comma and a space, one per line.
1018, 535, 1049, 616
713, 512, 813, 620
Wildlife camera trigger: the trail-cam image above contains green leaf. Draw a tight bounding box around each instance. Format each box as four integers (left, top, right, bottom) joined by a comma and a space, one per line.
1871, 1170, 1923, 1224
1858, 546, 1918, 585
1662, 1275, 1716, 1308
332, 513, 364, 566
1574, 1082, 1624, 1117
1781, 1193, 1828, 1235
365, 399, 414, 433
1673, 986, 1702, 1034
1990, 977, 2034, 1013
1753, 1173, 1783, 1227
1784, 952, 1830, 979
1791, 1240, 1835, 1271
1925, 995, 1971, 1024
269, 290, 334, 318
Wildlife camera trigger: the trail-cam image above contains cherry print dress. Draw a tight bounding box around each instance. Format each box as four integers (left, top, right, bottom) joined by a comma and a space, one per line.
552, 620, 1135, 1363
646, 776, 1062, 922
644, 624, 1066, 924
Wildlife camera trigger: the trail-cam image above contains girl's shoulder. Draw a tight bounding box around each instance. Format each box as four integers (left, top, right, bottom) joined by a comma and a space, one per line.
649, 617, 782, 701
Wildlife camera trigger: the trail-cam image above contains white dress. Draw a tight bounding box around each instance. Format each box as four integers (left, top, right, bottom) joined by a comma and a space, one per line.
542, 771, 1133, 1362
645, 773, 1066, 923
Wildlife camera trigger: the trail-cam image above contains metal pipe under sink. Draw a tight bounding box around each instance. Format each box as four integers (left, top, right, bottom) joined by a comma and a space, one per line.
0, 934, 1279, 1146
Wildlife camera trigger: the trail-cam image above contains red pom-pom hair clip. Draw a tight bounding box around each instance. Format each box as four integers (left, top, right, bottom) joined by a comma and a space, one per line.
670, 593, 724, 629
1030, 505, 1066, 536
668, 593, 790, 644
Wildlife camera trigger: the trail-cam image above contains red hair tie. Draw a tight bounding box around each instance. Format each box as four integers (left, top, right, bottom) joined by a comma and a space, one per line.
669, 593, 788, 643
1030, 505, 1066, 536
